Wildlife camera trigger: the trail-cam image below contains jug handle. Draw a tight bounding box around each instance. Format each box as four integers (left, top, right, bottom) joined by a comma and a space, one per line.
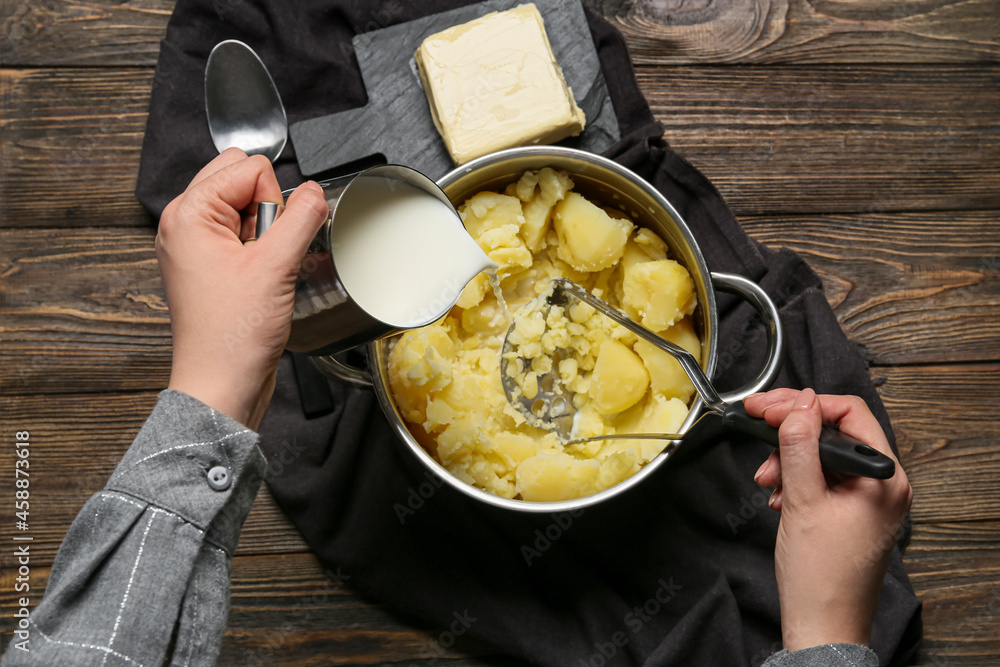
710, 272, 784, 404
309, 351, 374, 389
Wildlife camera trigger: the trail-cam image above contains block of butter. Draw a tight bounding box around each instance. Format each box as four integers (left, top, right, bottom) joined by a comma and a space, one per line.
415, 3, 587, 165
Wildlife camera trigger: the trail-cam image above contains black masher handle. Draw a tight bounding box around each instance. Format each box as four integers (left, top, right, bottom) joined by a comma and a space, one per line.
722, 402, 896, 480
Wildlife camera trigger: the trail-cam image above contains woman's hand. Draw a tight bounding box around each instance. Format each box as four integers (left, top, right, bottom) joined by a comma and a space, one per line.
744, 388, 913, 652
156, 149, 330, 429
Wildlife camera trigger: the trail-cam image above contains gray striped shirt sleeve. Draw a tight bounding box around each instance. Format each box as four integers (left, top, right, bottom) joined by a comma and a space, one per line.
763, 643, 880, 666
2, 390, 265, 667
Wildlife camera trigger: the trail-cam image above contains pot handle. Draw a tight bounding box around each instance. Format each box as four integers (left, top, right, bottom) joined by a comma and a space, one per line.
710, 272, 784, 404
309, 351, 374, 389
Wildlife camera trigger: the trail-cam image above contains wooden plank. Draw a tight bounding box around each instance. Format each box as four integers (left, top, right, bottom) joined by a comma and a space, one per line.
2, 526, 996, 664
4, 214, 997, 395
1, 64, 998, 225
0, 0, 172, 66
2, 0, 997, 67
639, 65, 1000, 216
604, 0, 1000, 65
1, 365, 996, 567
0, 68, 155, 228
742, 210, 1000, 366
0, 227, 171, 395
904, 522, 1000, 665
878, 365, 1000, 525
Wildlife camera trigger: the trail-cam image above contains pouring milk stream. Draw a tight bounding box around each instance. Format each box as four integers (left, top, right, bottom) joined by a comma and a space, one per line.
260, 165, 497, 356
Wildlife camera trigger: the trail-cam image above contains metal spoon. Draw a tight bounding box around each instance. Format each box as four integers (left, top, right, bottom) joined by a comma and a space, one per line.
204, 39, 287, 163
501, 278, 896, 479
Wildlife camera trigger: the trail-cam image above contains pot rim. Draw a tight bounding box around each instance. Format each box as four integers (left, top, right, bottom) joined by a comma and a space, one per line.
367, 145, 724, 512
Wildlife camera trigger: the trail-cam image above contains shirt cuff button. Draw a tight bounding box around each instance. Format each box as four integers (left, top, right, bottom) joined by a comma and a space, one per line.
207, 465, 232, 491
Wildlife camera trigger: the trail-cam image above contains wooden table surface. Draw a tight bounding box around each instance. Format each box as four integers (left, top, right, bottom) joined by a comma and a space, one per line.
1, 1, 998, 664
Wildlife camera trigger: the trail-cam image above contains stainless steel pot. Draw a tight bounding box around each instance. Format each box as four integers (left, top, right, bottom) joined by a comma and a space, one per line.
312, 146, 784, 512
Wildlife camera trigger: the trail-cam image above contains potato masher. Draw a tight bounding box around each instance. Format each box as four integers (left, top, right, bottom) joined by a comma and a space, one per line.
500, 278, 895, 479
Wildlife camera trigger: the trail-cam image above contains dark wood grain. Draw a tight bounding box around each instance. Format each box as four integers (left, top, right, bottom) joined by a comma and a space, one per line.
0, 227, 170, 395
0, 0, 171, 67
3, 0, 998, 67
0, 68, 156, 228
639, 65, 1000, 216
878, 365, 1000, 525
2, 64, 998, 224
603, 0, 1000, 65
742, 210, 1000, 366
221, 553, 519, 666
904, 522, 1000, 665
0, 557, 512, 666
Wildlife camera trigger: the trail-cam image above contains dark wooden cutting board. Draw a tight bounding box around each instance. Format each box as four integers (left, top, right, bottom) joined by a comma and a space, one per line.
289, 0, 620, 181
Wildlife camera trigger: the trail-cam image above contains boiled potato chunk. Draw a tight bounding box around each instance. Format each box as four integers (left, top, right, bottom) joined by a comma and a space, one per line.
623, 259, 696, 330
664, 317, 701, 357
589, 339, 650, 414
632, 228, 669, 260
634, 339, 693, 401
640, 394, 689, 433
516, 451, 600, 502
633, 318, 701, 401
460, 191, 523, 238
487, 432, 538, 469
459, 192, 532, 278
508, 168, 574, 252
553, 192, 633, 272
387, 324, 456, 423
456, 272, 490, 309
617, 393, 689, 435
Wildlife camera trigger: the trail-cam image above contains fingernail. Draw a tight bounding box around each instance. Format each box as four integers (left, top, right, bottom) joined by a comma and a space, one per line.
303, 180, 324, 194
754, 460, 768, 483
759, 401, 780, 417
794, 388, 816, 410
768, 488, 781, 508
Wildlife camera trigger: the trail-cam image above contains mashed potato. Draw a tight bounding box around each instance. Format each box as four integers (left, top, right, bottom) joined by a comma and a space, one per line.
387, 168, 700, 502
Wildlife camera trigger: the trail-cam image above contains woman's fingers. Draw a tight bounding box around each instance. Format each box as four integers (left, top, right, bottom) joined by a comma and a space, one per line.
254, 181, 330, 268
747, 390, 894, 460
177, 153, 284, 238
186, 147, 251, 190
744, 388, 799, 422
773, 389, 828, 504
754, 449, 782, 489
